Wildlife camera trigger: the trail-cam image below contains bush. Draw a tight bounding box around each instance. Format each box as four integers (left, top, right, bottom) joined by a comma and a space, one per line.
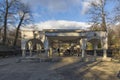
112, 48, 120, 60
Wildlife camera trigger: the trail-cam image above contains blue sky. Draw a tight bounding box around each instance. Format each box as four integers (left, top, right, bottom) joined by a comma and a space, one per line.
22, 0, 116, 29
29, 0, 86, 22
29, 0, 86, 23
33, 6, 88, 22
29, 0, 114, 22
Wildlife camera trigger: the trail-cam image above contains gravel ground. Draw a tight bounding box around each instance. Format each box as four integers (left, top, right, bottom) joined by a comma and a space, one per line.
0, 56, 120, 80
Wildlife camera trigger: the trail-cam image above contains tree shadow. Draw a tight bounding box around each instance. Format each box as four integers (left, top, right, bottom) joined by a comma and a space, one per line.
50, 59, 119, 80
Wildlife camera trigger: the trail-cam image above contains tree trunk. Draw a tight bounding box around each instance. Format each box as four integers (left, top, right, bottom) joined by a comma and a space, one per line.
2, 0, 9, 45
101, 0, 107, 31
13, 14, 25, 46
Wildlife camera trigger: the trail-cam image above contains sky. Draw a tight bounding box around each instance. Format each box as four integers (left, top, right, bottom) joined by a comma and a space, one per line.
21, 0, 116, 30
25, 0, 89, 22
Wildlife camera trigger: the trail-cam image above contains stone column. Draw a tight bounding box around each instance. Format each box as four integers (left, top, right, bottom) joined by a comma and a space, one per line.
30, 49, 32, 57
103, 49, 107, 59
21, 39, 27, 57
49, 47, 53, 57
44, 37, 49, 57
102, 36, 108, 60
81, 49, 85, 58
36, 44, 41, 57
22, 49, 26, 57
80, 38, 87, 60
29, 41, 33, 57
93, 43, 98, 61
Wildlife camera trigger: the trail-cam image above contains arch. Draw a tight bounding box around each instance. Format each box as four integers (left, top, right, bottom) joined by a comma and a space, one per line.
25, 38, 44, 51
87, 36, 101, 45
86, 42, 93, 50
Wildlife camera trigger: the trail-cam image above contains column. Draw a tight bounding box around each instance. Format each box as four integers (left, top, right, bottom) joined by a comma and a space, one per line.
103, 49, 107, 59
22, 49, 26, 57
44, 37, 49, 57
102, 36, 108, 60
81, 49, 85, 58
49, 47, 53, 57
29, 41, 33, 57
21, 39, 26, 57
93, 43, 98, 61
36, 44, 41, 56
80, 38, 87, 59
30, 49, 32, 57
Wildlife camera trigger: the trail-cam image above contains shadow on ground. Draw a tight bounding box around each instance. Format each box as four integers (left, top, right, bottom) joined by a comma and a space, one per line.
50, 57, 120, 80
0, 56, 120, 80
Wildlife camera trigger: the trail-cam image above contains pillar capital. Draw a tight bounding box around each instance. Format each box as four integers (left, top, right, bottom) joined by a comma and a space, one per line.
80, 38, 87, 50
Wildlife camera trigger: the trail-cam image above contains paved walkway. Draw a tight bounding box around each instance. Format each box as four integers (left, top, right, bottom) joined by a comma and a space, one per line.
0, 56, 120, 80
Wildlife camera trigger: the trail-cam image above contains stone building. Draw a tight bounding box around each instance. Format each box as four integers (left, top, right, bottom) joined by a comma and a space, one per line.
21, 28, 108, 60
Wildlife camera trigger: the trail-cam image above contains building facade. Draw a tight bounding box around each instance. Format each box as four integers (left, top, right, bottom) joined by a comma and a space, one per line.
21, 29, 108, 60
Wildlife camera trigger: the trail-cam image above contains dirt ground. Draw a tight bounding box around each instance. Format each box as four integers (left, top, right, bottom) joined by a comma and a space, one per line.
0, 56, 120, 80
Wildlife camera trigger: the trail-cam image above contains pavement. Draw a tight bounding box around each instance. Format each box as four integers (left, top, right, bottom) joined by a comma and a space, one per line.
0, 56, 120, 80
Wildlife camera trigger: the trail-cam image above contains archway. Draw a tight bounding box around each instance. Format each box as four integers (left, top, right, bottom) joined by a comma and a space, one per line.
87, 38, 101, 60
25, 38, 44, 56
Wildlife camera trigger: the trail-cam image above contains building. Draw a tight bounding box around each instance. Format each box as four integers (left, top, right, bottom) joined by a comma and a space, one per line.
21, 28, 108, 61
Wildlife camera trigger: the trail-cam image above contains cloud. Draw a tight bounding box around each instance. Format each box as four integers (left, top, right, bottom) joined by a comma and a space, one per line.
21, 0, 81, 12
22, 0, 103, 14
81, 0, 103, 14
32, 13, 42, 18
24, 20, 91, 30
81, 1, 91, 14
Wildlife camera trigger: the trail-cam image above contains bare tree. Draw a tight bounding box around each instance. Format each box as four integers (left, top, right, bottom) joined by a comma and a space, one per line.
0, 0, 32, 46
110, 0, 120, 48
89, 23, 102, 31
107, 26, 115, 48
13, 2, 32, 46
0, 0, 18, 45
87, 0, 109, 31
114, 0, 120, 23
